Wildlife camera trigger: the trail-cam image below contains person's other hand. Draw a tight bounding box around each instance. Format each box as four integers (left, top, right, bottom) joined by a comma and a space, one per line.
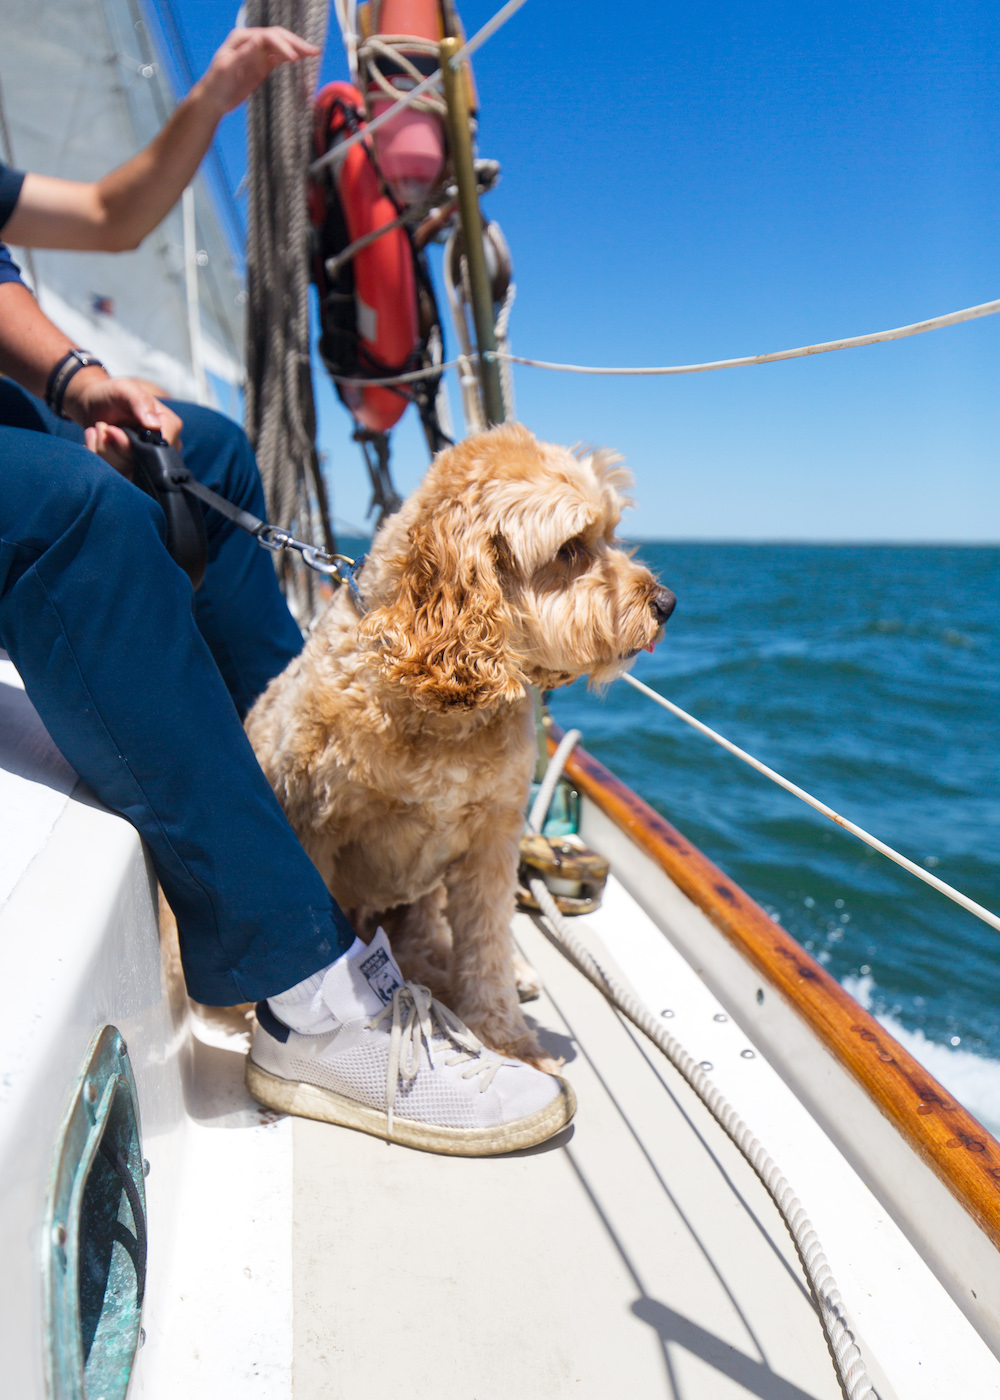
64, 372, 183, 476
197, 28, 321, 116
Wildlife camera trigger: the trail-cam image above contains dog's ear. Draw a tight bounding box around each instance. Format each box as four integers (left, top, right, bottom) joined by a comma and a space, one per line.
359, 502, 526, 711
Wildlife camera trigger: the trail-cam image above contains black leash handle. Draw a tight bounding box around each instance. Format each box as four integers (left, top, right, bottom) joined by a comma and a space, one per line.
124, 427, 368, 609
125, 427, 208, 590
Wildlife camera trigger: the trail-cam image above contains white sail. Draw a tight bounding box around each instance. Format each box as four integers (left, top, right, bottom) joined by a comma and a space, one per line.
0, 0, 244, 407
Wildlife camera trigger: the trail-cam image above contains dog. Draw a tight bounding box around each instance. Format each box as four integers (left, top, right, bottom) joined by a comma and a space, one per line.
245, 423, 675, 1066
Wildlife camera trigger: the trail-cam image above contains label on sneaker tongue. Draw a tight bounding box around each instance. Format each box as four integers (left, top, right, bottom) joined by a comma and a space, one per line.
320, 929, 406, 1023
358, 944, 403, 1005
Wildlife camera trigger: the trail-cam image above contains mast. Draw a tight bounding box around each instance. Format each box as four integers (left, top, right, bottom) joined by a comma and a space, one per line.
439, 36, 506, 427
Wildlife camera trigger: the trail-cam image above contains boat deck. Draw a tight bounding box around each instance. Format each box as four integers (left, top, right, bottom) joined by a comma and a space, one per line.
139, 881, 1000, 1400
292, 907, 841, 1400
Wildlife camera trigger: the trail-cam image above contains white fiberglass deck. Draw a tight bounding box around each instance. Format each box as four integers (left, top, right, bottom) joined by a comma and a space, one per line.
283, 896, 1000, 1400
142, 882, 1000, 1399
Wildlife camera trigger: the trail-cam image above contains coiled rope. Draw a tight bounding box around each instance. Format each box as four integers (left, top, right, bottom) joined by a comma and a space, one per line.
311, 0, 532, 176
530, 728, 877, 1400
488, 296, 1000, 375
622, 672, 1000, 935
244, 0, 332, 623
357, 31, 448, 117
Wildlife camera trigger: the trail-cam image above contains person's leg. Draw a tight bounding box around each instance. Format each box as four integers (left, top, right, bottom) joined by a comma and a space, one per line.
0, 380, 303, 718
0, 426, 354, 1004
161, 401, 304, 717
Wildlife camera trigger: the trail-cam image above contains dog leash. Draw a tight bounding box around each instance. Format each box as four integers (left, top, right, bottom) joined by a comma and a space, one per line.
125, 427, 368, 610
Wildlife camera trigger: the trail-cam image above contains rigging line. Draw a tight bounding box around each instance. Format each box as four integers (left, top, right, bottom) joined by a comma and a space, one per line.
309, 0, 531, 176
488, 297, 1000, 376
620, 671, 1000, 936
330, 359, 461, 386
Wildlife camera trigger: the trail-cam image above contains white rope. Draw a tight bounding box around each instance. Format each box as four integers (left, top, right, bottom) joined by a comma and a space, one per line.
621, 672, 1000, 935
309, 0, 531, 175
329, 359, 462, 387
528, 741, 877, 1400
488, 297, 1000, 376
331, 0, 359, 80
528, 727, 582, 833
357, 34, 448, 116
443, 225, 486, 430
494, 280, 518, 422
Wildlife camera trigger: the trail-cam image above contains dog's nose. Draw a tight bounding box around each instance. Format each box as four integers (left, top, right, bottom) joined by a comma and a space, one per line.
651, 587, 676, 625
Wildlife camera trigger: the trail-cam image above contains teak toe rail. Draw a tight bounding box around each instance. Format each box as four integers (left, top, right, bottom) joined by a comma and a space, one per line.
549, 725, 1000, 1252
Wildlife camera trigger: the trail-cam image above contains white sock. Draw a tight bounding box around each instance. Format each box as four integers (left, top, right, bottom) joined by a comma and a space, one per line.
267, 932, 403, 1034
267, 957, 343, 1034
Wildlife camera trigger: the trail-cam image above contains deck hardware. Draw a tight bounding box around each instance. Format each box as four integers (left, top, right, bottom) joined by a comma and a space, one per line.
699, 1061, 714, 1071
44, 1025, 147, 1400
517, 832, 609, 915
713, 1013, 728, 1022
756, 988, 765, 1004
661, 1009, 675, 1019
741, 1049, 756, 1060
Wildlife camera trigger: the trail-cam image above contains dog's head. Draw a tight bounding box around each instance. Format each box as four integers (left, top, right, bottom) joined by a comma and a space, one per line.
359, 423, 675, 711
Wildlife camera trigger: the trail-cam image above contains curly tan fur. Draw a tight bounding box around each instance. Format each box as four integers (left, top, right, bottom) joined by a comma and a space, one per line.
245, 424, 670, 1065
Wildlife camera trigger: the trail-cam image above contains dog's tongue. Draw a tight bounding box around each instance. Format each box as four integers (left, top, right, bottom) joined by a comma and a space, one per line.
645, 642, 657, 653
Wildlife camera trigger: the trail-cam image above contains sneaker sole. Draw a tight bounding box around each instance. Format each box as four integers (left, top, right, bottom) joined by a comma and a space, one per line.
245, 1056, 576, 1156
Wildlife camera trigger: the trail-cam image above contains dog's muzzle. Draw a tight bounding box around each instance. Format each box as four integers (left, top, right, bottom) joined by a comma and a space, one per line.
651, 587, 676, 625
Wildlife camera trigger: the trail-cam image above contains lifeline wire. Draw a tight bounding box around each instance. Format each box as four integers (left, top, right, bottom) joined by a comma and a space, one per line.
528, 740, 876, 1400
332, 293, 1000, 389
488, 296, 1000, 375
622, 672, 1000, 935
309, 0, 531, 175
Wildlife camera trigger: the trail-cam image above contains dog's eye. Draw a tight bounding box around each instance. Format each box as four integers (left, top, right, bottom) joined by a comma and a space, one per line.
557, 540, 581, 565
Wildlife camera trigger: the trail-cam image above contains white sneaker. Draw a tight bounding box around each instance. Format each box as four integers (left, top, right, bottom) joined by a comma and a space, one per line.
246, 929, 576, 1156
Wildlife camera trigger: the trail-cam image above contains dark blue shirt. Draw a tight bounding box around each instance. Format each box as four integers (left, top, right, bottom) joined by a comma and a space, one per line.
0, 160, 27, 286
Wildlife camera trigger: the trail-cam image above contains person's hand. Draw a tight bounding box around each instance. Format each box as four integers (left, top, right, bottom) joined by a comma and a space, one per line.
196, 28, 321, 116
63, 371, 183, 477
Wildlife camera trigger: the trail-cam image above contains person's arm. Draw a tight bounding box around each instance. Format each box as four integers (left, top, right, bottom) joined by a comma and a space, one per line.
2, 27, 318, 253
0, 280, 181, 468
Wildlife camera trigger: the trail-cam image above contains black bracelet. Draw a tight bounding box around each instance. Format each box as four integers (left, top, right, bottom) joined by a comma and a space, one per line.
45, 349, 107, 420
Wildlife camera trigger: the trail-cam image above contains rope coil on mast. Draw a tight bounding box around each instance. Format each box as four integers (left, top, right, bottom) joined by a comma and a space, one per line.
357, 32, 449, 116
530, 731, 877, 1400
244, 0, 332, 624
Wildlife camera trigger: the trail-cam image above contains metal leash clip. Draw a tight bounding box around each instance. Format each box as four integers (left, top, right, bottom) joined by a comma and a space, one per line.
300, 549, 369, 612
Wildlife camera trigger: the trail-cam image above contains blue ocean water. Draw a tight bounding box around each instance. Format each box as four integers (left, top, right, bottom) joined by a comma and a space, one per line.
547, 543, 1000, 1126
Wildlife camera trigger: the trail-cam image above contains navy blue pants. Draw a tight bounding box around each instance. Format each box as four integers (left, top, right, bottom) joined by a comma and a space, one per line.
0, 382, 354, 1004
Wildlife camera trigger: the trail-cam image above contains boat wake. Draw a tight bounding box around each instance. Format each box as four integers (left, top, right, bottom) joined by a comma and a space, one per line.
843, 973, 1000, 1138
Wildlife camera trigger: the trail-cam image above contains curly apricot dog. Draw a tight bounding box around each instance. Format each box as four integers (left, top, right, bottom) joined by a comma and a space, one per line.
245, 423, 675, 1066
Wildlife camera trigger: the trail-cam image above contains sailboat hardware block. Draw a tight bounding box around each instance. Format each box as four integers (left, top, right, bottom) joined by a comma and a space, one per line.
516, 832, 610, 915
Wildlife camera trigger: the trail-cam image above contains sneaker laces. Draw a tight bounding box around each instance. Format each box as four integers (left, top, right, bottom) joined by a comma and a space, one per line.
367, 982, 504, 1133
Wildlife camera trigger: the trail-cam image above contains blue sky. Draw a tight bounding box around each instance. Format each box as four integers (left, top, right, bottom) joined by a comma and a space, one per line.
166, 0, 1000, 540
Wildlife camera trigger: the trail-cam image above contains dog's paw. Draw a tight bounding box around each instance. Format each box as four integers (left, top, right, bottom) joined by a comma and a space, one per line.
481, 1024, 554, 1070
513, 952, 542, 1003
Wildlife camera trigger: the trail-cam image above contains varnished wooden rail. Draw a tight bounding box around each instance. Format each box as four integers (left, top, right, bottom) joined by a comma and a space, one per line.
548, 725, 1000, 1252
